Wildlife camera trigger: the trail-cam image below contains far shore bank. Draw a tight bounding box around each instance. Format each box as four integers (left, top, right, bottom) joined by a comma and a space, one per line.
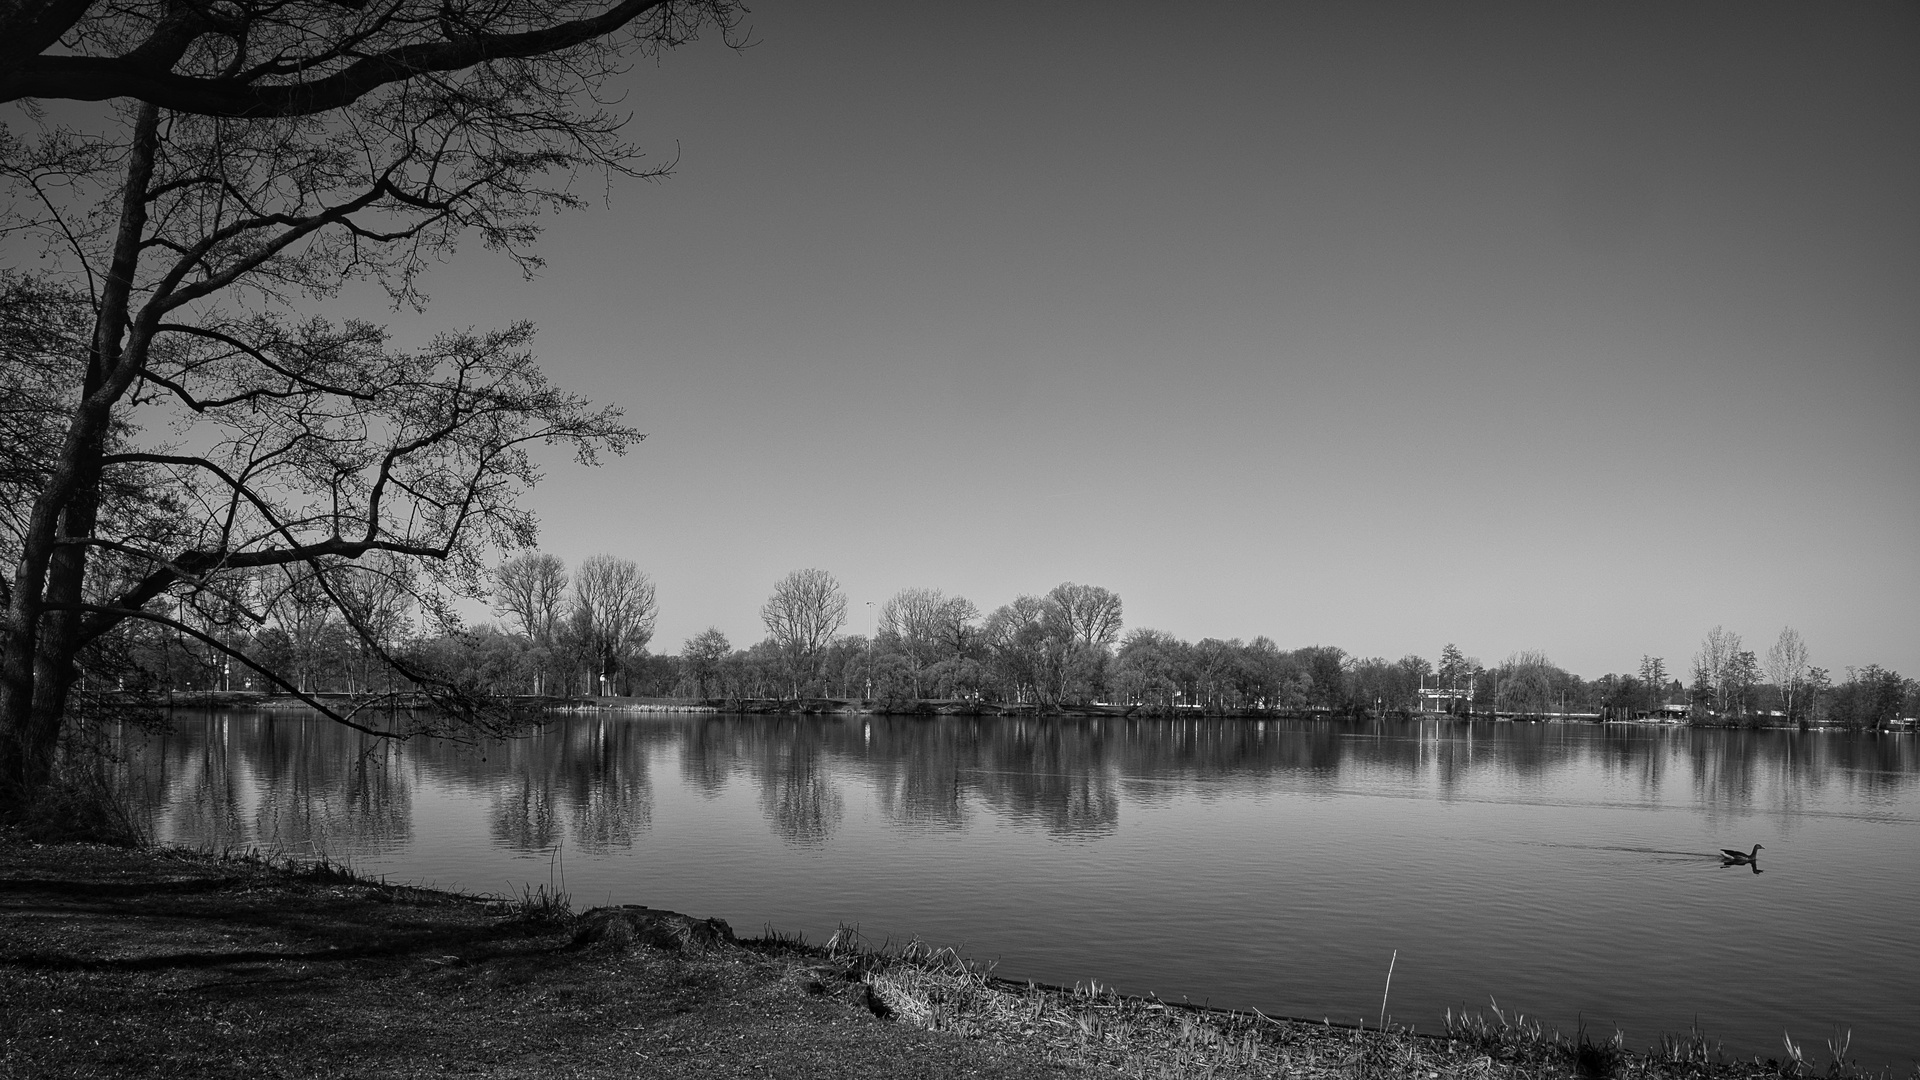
2, 836, 1898, 1080
101, 689, 1909, 731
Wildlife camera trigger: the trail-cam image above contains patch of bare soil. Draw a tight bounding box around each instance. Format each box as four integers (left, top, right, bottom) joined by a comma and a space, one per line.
0, 839, 1076, 1079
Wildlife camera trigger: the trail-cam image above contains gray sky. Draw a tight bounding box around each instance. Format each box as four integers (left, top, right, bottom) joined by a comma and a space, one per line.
410, 1, 1918, 678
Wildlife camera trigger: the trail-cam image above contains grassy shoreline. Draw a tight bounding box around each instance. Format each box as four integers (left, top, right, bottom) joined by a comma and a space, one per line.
0, 837, 1904, 1079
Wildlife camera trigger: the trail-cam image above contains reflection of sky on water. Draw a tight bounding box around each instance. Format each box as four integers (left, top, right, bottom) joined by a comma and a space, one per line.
118, 712, 1920, 1069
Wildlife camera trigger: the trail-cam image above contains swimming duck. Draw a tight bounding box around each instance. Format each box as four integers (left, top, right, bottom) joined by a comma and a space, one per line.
1719, 843, 1763, 864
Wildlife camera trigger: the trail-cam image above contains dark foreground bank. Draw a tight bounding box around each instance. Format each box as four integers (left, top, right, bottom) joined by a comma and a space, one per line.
0, 839, 1901, 1080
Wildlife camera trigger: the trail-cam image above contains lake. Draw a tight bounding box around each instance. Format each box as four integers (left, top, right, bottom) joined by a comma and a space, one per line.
113, 710, 1920, 1070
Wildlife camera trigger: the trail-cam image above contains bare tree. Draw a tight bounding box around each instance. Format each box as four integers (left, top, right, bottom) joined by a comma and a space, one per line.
1639, 655, 1668, 709
879, 586, 948, 697
1047, 582, 1124, 651
932, 595, 981, 665
1693, 626, 1742, 715
975, 587, 1120, 708
1115, 628, 1184, 709
879, 587, 947, 653
492, 552, 567, 694
495, 554, 568, 643
679, 627, 729, 700
761, 569, 847, 697
0, 0, 738, 812
1764, 627, 1811, 724
265, 566, 339, 693
983, 595, 1052, 705
1724, 649, 1760, 718
567, 555, 656, 696
1044, 582, 1122, 703
336, 553, 417, 695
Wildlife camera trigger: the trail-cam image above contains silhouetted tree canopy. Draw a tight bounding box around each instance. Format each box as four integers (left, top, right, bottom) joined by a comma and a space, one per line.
0, 0, 739, 812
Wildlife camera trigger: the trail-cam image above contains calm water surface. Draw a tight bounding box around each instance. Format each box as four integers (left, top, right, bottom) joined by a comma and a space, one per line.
119, 712, 1920, 1070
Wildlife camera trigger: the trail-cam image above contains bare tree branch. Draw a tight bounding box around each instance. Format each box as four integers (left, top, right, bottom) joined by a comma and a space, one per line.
0, 0, 732, 117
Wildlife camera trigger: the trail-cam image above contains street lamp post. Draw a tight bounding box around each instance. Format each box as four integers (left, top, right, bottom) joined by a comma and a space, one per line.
864, 600, 876, 701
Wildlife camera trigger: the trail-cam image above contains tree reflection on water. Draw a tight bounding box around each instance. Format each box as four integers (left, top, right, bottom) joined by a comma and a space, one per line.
469, 718, 659, 853
748, 719, 844, 845
115, 711, 1918, 860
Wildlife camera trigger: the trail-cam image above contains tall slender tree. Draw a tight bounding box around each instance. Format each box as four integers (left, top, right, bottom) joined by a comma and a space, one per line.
1763, 627, 1811, 725
1437, 643, 1471, 714
1693, 627, 1743, 716
1639, 655, 1669, 711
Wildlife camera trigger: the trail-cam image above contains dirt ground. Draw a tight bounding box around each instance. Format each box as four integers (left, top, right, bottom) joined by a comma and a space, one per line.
0, 839, 1079, 1079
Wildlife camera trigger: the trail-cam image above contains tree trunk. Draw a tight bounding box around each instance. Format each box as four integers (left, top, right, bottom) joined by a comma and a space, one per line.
1, 103, 161, 814
0, 618, 59, 808
25, 404, 108, 798
0, 350, 109, 809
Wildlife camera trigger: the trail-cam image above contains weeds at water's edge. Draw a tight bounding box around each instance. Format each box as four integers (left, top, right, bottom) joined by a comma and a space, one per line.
177, 841, 578, 924
1779, 1028, 1868, 1080
150, 842, 567, 919
299, 856, 367, 884
754, 925, 1916, 1080
502, 883, 573, 925
173, 843, 376, 884
494, 842, 575, 926
759, 924, 810, 950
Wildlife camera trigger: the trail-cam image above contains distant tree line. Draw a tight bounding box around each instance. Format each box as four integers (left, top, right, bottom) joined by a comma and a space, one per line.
116, 555, 1919, 729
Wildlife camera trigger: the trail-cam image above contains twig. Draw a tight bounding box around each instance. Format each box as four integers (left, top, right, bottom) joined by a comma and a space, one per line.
1378, 950, 1397, 1032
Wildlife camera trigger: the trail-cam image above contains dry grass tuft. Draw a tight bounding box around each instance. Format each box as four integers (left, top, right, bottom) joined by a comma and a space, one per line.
835, 943, 1919, 1080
